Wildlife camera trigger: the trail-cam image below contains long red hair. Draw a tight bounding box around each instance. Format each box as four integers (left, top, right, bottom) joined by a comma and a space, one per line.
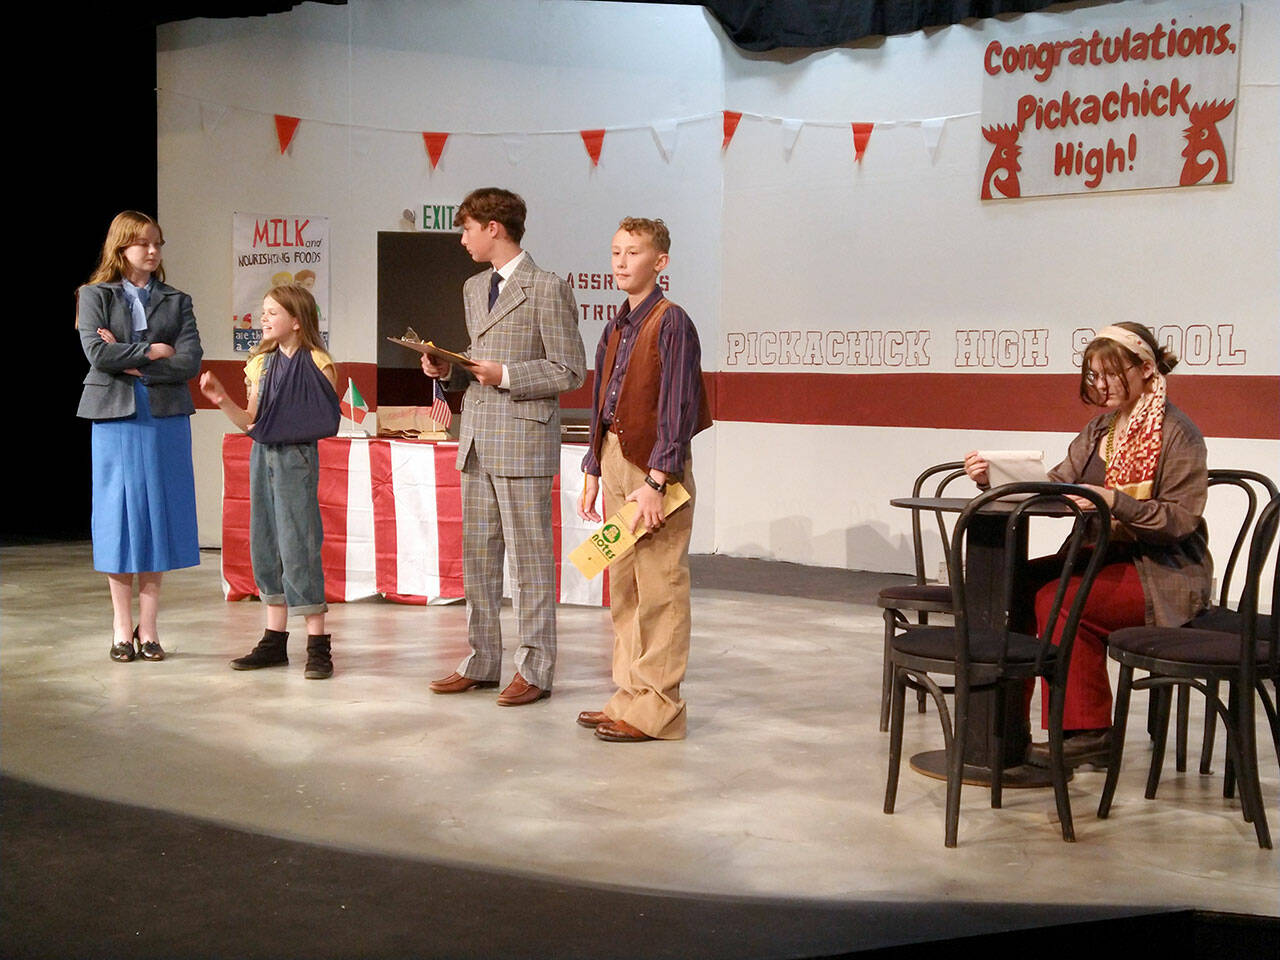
87, 211, 166, 286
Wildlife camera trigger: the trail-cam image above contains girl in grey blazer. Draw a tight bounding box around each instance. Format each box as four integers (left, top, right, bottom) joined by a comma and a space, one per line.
77, 211, 203, 663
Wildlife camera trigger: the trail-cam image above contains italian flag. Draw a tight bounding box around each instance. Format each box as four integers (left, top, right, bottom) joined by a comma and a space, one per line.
340, 378, 369, 425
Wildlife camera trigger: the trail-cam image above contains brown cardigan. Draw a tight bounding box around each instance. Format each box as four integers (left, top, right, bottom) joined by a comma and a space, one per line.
1049, 401, 1212, 627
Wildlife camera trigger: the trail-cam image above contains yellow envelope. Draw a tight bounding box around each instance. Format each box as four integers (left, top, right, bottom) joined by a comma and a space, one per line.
569, 482, 690, 580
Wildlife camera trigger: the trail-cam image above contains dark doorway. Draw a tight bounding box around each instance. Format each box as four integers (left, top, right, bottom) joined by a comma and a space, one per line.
376, 231, 477, 406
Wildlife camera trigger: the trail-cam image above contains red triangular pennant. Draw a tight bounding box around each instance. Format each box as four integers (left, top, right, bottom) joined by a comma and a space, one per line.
851, 122, 874, 162
274, 115, 300, 154
422, 132, 449, 169
722, 111, 743, 151
580, 129, 605, 166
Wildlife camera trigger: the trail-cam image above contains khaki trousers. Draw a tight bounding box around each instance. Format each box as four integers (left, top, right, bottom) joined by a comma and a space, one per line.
599, 432, 694, 739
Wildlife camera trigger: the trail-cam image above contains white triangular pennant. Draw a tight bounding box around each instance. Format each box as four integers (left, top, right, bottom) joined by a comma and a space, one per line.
650, 121, 678, 163
503, 135, 530, 165
781, 118, 804, 159
199, 102, 228, 136
920, 118, 946, 163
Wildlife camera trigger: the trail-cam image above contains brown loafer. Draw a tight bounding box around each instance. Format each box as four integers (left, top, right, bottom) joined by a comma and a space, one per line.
496, 672, 550, 706
429, 672, 499, 694
594, 719, 655, 742
576, 710, 610, 728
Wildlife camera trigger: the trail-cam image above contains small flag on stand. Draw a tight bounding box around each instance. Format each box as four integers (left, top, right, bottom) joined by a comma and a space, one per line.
340, 378, 370, 432
430, 379, 453, 430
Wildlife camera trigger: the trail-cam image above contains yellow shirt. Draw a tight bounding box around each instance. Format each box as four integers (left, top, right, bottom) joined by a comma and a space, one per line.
244, 347, 335, 389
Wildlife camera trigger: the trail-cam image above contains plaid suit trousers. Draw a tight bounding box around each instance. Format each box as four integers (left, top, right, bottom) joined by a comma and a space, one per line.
456, 450, 557, 689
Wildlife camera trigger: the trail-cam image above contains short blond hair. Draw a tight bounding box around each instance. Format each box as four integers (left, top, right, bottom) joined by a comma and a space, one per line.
617, 217, 670, 254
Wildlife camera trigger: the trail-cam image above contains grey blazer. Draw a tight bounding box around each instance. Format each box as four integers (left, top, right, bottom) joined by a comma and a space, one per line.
447, 255, 586, 477
77, 281, 204, 420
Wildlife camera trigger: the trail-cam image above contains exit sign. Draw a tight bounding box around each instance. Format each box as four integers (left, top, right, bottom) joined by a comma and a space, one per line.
421, 203, 459, 232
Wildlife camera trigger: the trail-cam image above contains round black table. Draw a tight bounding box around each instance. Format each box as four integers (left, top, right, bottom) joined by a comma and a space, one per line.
889, 496, 1078, 788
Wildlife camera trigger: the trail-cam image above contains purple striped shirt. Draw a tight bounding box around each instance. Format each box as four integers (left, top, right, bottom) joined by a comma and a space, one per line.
582, 286, 704, 477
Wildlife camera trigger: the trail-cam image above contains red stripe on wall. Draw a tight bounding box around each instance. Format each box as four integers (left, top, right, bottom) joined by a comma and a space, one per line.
709, 372, 1279, 440
195, 365, 1277, 440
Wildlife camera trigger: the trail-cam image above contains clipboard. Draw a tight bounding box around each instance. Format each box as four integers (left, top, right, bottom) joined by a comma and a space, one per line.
386, 327, 475, 367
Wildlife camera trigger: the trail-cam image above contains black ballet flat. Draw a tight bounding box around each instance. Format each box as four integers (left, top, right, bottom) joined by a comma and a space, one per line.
135, 626, 165, 662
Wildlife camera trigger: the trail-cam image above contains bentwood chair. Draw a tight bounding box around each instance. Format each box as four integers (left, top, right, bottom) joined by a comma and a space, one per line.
1167, 470, 1278, 774
1099, 493, 1279, 849
877, 461, 967, 731
883, 483, 1111, 847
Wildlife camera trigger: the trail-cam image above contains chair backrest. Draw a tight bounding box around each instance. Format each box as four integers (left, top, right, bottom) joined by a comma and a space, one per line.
948, 482, 1111, 676
1237, 493, 1279, 683
1207, 469, 1279, 607
907, 460, 967, 585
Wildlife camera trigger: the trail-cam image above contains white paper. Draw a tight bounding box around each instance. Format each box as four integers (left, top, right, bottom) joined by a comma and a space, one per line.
979, 449, 1048, 487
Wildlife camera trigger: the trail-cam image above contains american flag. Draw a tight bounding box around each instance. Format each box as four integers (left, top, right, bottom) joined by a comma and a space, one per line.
430, 378, 453, 430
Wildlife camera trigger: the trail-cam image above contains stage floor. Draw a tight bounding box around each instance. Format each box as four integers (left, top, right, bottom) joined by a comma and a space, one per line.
2, 543, 1276, 954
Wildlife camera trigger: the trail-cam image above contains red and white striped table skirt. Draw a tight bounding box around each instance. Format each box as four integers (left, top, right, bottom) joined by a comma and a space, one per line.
220, 434, 607, 606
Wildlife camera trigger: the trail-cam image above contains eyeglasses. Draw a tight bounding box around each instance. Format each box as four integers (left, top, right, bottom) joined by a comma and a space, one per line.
1084, 365, 1137, 386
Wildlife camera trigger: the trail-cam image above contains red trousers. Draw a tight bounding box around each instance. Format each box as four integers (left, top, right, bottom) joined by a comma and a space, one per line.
1034, 559, 1146, 731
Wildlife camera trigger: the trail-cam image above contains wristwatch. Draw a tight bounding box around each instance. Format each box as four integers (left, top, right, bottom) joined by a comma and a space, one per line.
644, 475, 667, 493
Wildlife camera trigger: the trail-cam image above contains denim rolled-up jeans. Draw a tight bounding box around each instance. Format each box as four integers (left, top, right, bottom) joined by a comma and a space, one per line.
249, 441, 327, 615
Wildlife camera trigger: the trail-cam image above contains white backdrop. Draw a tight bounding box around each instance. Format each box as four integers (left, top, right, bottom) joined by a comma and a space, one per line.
159, 0, 1278, 599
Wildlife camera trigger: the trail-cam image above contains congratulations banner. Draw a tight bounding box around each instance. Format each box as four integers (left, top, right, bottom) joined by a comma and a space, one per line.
979, 4, 1241, 199
231, 213, 331, 352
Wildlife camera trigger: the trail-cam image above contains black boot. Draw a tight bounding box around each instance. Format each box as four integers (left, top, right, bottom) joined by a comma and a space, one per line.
304, 634, 333, 680
231, 630, 288, 670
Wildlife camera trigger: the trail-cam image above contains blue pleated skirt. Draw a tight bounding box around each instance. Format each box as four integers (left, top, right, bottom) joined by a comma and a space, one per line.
91, 380, 200, 574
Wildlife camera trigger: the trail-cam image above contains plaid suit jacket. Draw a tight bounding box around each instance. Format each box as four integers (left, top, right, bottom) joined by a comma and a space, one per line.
448, 255, 586, 476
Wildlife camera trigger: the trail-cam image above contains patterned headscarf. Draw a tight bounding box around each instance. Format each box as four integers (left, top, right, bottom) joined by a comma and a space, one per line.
1096, 325, 1164, 501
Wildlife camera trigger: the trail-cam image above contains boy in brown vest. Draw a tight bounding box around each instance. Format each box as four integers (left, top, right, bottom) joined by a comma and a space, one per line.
576, 218, 712, 742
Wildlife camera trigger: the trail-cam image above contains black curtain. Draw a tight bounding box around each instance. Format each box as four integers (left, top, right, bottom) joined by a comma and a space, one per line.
702, 0, 1084, 50
11, 2, 340, 543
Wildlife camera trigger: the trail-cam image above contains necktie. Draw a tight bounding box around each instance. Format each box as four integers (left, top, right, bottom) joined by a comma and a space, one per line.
129, 283, 150, 332
488, 272, 501, 311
